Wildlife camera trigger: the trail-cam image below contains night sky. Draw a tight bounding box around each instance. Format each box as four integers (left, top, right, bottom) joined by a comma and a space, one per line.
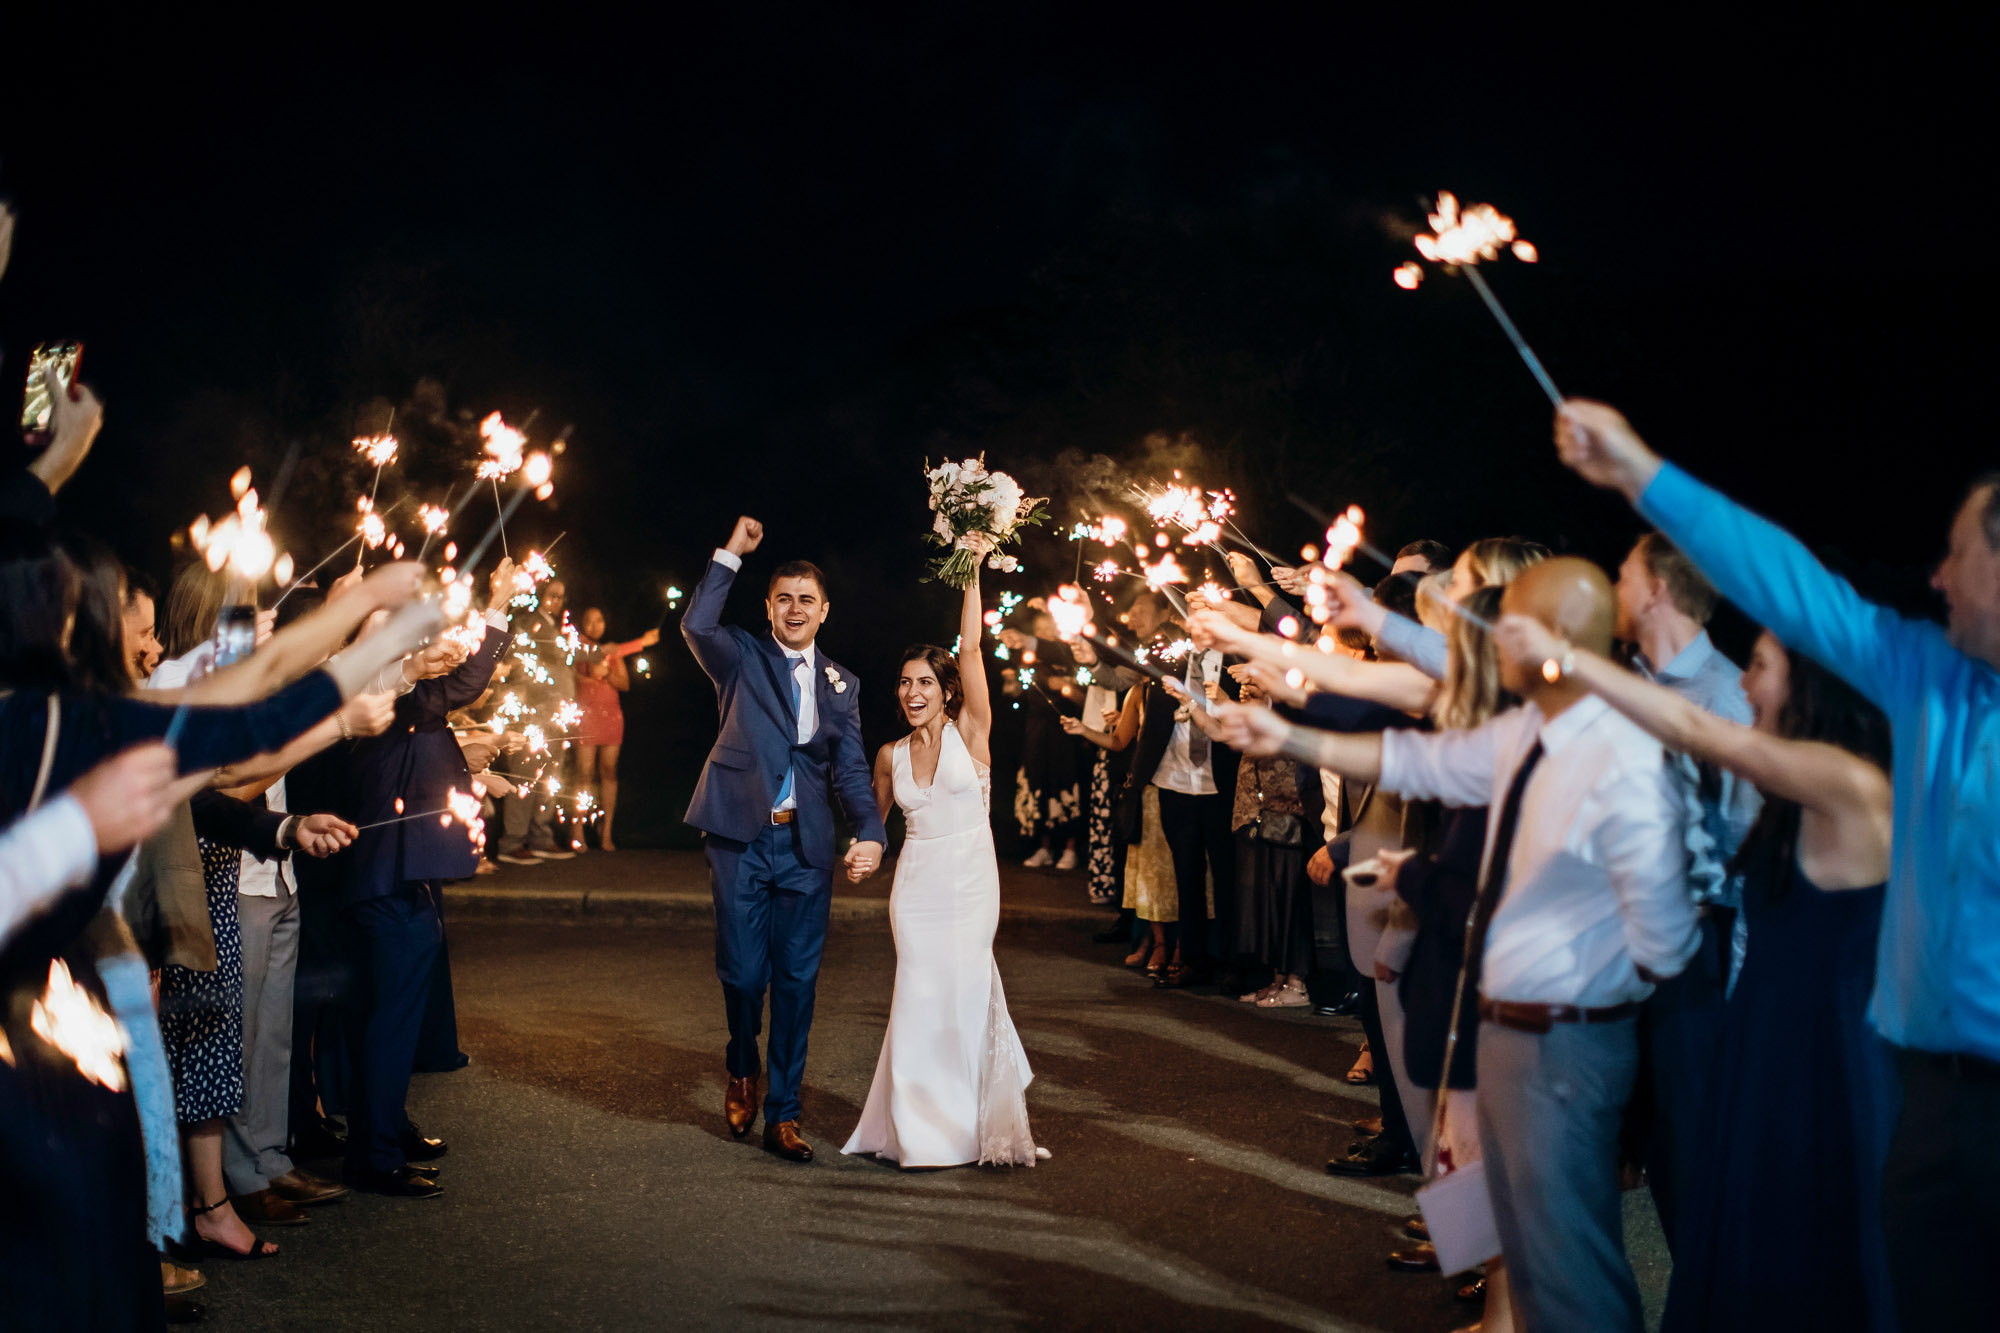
3, 5, 1994, 843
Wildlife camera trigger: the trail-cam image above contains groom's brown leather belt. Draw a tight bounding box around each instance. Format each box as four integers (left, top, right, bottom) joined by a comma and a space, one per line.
1478, 999, 1639, 1033
770, 809, 796, 825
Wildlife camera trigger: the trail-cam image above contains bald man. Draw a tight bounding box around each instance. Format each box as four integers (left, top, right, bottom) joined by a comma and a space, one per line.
1210, 558, 1699, 1333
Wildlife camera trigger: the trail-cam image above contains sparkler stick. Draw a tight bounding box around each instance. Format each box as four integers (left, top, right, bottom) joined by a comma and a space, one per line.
1461, 267, 1562, 408
417, 481, 482, 564
1077, 625, 1172, 686
492, 478, 509, 559
274, 496, 413, 609
352, 806, 459, 831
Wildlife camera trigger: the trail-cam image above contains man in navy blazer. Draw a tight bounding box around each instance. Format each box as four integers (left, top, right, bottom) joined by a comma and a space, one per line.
683, 516, 885, 1162
337, 558, 516, 1196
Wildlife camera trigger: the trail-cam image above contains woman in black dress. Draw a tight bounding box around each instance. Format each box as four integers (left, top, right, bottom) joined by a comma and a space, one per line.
1494, 615, 1896, 1333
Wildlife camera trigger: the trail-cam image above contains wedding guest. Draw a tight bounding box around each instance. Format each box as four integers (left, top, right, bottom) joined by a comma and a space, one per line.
496, 577, 574, 864
1610, 530, 1762, 1254
1141, 623, 1237, 989
1071, 677, 1174, 974
573, 609, 659, 851
1070, 638, 1127, 906
1496, 611, 1895, 1331
123, 566, 164, 681
1228, 678, 1321, 1008
1213, 557, 1699, 1331
339, 558, 515, 1198
1553, 399, 2000, 1330
1001, 611, 1082, 870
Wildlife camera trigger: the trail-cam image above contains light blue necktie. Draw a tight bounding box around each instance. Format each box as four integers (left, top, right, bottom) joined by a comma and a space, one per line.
776, 655, 805, 808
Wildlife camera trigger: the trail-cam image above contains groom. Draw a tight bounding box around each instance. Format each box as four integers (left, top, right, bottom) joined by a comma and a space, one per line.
682, 515, 887, 1162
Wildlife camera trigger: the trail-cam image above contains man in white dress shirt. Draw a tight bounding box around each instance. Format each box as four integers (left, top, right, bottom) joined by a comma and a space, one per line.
1210, 558, 1698, 1333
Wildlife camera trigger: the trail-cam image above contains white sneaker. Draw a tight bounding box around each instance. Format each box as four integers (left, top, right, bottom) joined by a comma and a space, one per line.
1054, 848, 1078, 871
496, 851, 540, 866
531, 847, 577, 861
1022, 848, 1053, 868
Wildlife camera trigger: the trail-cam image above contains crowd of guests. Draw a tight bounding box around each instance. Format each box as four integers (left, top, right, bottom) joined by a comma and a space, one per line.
0, 205, 661, 1328
1002, 409, 1993, 1333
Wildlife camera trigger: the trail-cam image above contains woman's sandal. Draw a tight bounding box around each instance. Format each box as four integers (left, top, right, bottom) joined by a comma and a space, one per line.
1257, 980, 1311, 1008
176, 1198, 280, 1261
1144, 945, 1170, 979
1346, 1045, 1375, 1085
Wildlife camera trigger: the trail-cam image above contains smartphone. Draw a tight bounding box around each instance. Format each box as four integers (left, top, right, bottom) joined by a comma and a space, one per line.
21, 341, 83, 446
212, 604, 257, 670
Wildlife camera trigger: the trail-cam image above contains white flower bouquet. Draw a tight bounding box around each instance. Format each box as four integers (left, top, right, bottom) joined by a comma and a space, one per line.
922, 455, 1048, 588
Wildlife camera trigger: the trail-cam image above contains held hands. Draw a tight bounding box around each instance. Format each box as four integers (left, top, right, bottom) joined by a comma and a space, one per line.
294, 813, 359, 858
1059, 715, 1087, 736
1492, 613, 1566, 676
1224, 550, 1260, 589
1554, 400, 1663, 500
1185, 608, 1254, 655
69, 742, 181, 856
844, 839, 884, 883
726, 516, 764, 557
637, 628, 661, 649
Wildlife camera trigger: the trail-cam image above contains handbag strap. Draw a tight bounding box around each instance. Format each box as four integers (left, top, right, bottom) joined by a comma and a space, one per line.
27, 693, 61, 812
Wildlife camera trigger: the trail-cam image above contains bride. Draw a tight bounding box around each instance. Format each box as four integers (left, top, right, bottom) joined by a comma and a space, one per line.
841, 568, 1044, 1168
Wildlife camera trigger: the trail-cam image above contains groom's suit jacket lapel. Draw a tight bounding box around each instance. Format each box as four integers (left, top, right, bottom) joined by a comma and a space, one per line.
754, 634, 801, 731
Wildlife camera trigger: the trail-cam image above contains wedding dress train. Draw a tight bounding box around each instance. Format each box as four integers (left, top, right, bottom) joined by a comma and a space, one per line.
842, 723, 1039, 1167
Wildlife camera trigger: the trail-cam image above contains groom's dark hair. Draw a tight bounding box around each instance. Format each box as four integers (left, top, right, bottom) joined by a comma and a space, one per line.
767, 560, 828, 597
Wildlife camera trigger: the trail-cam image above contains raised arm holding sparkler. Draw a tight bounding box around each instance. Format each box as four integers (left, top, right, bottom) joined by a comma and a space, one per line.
1185, 609, 1436, 714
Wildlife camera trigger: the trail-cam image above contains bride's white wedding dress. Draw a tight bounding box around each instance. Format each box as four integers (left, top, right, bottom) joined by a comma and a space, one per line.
842, 722, 1040, 1167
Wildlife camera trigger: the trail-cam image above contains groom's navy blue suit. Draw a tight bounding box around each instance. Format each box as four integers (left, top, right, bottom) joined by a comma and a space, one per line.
682, 555, 886, 1126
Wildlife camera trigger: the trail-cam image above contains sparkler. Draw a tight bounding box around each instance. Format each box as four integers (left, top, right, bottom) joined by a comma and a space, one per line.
1284, 494, 1497, 637
477, 412, 529, 558
1399, 191, 1561, 407
351, 787, 486, 855
1077, 623, 1172, 686
352, 428, 399, 568
30, 959, 127, 1092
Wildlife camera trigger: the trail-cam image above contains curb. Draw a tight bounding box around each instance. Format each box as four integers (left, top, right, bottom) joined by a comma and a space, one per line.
444, 886, 1108, 928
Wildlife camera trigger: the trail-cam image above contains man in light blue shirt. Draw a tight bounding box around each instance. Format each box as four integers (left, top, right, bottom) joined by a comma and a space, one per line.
1554, 398, 2000, 1331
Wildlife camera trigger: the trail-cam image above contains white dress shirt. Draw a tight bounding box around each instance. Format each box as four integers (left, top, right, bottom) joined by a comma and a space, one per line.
1379, 696, 1699, 1008
1151, 648, 1223, 796
711, 548, 816, 814
237, 776, 292, 899
0, 796, 99, 946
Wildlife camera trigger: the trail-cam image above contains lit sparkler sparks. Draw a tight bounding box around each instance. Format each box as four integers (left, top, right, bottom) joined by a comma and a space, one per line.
357, 498, 388, 550
418, 504, 450, 536
31, 959, 127, 1092
476, 412, 527, 480
1399, 191, 1560, 406
353, 433, 399, 469
1049, 584, 1092, 640
188, 470, 281, 584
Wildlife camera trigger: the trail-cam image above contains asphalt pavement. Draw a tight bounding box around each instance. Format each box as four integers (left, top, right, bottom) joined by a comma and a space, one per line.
190, 853, 1667, 1332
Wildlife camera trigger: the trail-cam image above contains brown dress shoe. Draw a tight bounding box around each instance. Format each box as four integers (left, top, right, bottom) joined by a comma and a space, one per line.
763, 1119, 813, 1162
271, 1168, 350, 1206
725, 1076, 758, 1138
229, 1188, 310, 1226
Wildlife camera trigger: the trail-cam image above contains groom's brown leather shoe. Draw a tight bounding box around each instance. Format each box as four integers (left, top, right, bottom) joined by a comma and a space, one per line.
763, 1120, 813, 1162
725, 1076, 758, 1138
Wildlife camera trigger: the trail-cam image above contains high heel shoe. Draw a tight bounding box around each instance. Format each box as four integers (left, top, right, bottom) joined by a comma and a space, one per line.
1144, 945, 1169, 979
171, 1199, 279, 1261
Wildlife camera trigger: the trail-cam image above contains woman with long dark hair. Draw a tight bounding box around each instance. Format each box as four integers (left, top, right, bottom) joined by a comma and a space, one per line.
1495, 614, 1896, 1332
842, 567, 1043, 1168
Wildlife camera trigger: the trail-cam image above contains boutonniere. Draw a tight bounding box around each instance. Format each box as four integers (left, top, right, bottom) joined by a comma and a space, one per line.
825, 665, 847, 694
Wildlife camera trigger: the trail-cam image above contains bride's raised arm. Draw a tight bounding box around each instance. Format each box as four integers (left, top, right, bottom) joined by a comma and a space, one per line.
956, 569, 992, 755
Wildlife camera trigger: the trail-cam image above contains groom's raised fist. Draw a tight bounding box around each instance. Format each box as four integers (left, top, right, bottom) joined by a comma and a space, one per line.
726, 516, 764, 556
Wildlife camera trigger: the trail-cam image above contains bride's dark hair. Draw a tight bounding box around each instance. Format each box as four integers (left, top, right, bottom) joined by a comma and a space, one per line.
898, 644, 962, 720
